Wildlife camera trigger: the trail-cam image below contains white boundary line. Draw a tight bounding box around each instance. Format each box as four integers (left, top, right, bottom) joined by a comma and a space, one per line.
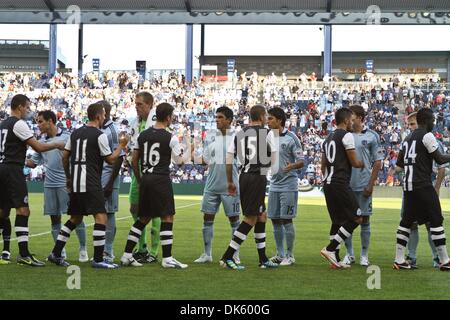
1, 203, 200, 243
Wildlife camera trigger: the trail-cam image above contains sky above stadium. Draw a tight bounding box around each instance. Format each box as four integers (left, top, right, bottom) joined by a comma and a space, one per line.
1, 24, 450, 73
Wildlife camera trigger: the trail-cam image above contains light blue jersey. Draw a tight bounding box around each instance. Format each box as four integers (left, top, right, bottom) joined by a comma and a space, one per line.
269, 129, 304, 192
203, 129, 239, 195
31, 129, 69, 188
350, 127, 384, 192
101, 120, 124, 189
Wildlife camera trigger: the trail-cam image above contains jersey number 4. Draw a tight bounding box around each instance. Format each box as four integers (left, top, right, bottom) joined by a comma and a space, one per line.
0, 129, 8, 162
143, 142, 160, 173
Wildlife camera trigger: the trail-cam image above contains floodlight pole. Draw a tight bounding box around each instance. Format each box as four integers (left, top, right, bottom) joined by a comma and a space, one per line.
48, 23, 57, 76
323, 24, 333, 77
185, 23, 194, 83
78, 23, 84, 82
200, 24, 205, 78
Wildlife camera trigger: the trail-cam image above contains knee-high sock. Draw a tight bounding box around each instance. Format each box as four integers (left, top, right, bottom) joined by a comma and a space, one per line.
150, 217, 161, 257
105, 214, 116, 255
327, 221, 359, 252
230, 220, 240, 257
407, 225, 419, 259
93, 224, 106, 263
202, 221, 214, 256
426, 225, 438, 259
124, 220, 147, 255
53, 220, 77, 258
51, 222, 61, 243
284, 222, 295, 257
329, 224, 342, 260
360, 222, 371, 257
430, 226, 449, 264
344, 234, 354, 256
272, 223, 285, 258
75, 221, 87, 250
133, 213, 148, 253
254, 222, 268, 263
15, 215, 31, 257
160, 222, 173, 259
395, 224, 411, 264
222, 221, 252, 260
2, 217, 11, 253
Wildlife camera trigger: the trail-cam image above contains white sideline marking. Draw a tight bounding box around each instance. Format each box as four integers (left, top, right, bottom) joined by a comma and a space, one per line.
0, 203, 199, 243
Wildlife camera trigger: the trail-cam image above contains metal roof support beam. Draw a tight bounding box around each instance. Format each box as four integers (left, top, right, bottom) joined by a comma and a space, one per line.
185, 24, 194, 82
323, 24, 332, 77
42, 0, 55, 12
184, 0, 192, 13
48, 23, 57, 75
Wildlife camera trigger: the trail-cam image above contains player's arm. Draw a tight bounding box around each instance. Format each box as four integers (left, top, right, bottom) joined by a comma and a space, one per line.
131, 149, 141, 185
284, 138, 305, 173
15, 119, 65, 153
104, 155, 124, 197
103, 132, 129, 165
343, 133, 364, 168
62, 150, 72, 193
435, 167, 445, 195
424, 132, 450, 165
321, 152, 327, 177
225, 135, 237, 196
364, 135, 384, 196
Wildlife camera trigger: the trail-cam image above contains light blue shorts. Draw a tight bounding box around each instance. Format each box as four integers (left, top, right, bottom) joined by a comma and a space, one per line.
105, 188, 119, 214
44, 187, 69, 216
268, 191, 298, 219
353, 191, 372, 216
201, 192, 240, 217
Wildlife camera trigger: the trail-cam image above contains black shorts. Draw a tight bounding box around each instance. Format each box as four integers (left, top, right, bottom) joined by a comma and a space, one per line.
68, 191, 106, 216
0, 164, 29, 210
402, 186, 443, 226
324, 184, 361, 225
239, 173, 267, 216
138, 174, 175, 218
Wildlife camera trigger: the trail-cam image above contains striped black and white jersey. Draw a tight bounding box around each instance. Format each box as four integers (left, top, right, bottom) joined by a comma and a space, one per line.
135, 127, 183, 175
401, 128, 438, 191
0, 116, 34, 165
322, 128, 355, 186
227, 125, 272, 175
65, 125, 112, 193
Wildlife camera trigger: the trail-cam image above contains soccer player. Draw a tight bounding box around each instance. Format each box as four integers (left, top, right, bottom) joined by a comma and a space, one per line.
0, 94, 65, 266
393, 108, 450, 271
26, 110, 88, 262
128, 92, 160, 264
267, 107, 304, 266
47, 103, 128, 268
220, 105, 279, 270
98, 101, 125, 263
121, 102, 188, 269
341, 105, 383, 267
194, 106, 241, 264
320, 107, 365, 269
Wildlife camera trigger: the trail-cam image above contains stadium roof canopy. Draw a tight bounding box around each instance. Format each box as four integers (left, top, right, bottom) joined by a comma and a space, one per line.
0, 0, 449, 24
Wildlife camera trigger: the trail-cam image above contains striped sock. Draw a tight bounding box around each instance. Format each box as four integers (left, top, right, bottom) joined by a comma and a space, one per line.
326, 221, 359, 252
124, 220, 146, 255
160, 222, 173, 259
395, 225, 410, 263
254, 222, 268, 263
430, 226, 449, 264
329, 223, 341, 260
15, 215, 30, 257
53, 220, 77, 258
93, 224, 106, 263
222, 221, 252, 260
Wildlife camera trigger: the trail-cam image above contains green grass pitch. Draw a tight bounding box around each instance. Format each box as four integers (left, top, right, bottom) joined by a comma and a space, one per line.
0, 193, 449, 300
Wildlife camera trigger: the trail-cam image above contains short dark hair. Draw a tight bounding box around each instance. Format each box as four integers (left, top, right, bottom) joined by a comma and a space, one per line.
335, 108, 353, 125
11, 94, 30, 110
87, 103, 105, 121
96, 100, 112, 114
136, 92, 154, 106
250, 105, 266, 122
156, 103, 174, 122
349, 105, 365, 121
416, 108, 434, 126
37, 110, 56, 124
268, 107, 287, 127
216, 106, 233, 120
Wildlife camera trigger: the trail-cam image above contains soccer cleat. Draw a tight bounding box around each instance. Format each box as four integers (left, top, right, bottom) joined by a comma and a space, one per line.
360, 256, 370, 267
393, 261, 412, 270
270, 255, 284, 264
233, 252, 241, 265
259, 260, 279, 269
103, 252, 115, 264
47, 253, 70, 267
146, 254, 158, 263
2, 251, 11, 261
320, 247, 341, 268
92, 259, 119, 269
405, 255, 417, 269
17, 255, 45, 267
342, 254, 355, 266
61, 248, 67, 260
162, 257, 188, 269
280, 256, 295, 266
219, 259, 245, 270
439, 260, 450, 271
79, 249, 89, 263
133, 250, 150, 264
194, 253, 213, 263
120, 255, 143, 267
330, 262, 351, 269
433, 257, 440, 268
